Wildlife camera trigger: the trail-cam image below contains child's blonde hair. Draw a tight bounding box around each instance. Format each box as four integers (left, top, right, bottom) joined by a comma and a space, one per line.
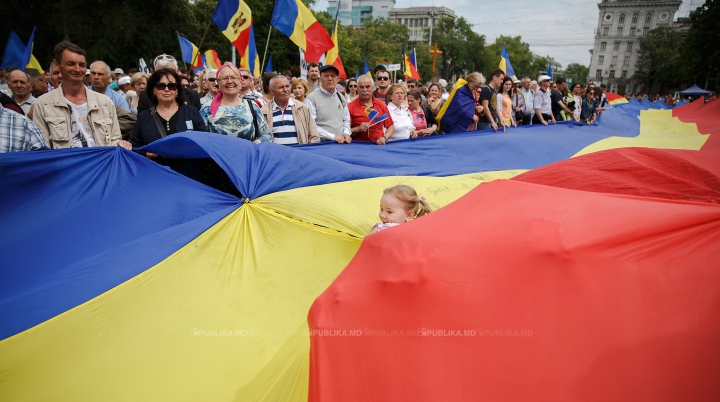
383, 185, 432, 219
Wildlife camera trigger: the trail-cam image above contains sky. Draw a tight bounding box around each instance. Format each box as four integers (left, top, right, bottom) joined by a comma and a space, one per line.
312, 0, 702, 68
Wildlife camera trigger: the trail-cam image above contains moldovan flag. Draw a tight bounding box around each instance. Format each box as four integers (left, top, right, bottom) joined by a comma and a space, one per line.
177, 35, 203, 70
498, 45, 515, 77
241, 22, 260, 76
271, 0, 334, 63
403, 46, 420, 80
204, 50, 222, 70
212, 0, 253, 58
325, 2, 347, 79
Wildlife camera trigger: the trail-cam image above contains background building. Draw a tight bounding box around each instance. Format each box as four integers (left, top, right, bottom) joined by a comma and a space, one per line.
389, 7, 456, 43
327, 0, 396, 27
587, 0, 681, 95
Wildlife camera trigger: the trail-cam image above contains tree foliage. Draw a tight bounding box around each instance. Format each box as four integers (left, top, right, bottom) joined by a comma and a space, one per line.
564, 63, 589, 84
484, 35, 533, 78
635, 26, 682, 92
428, 17, 486, 80
680, 0, 720, 90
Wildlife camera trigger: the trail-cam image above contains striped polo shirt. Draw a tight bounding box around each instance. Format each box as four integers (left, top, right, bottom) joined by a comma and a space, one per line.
271, 98, 298, 145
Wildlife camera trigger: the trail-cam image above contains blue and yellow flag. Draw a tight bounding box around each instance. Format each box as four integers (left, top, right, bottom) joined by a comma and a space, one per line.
498, 45, 515, 77
436, 78, 476, 133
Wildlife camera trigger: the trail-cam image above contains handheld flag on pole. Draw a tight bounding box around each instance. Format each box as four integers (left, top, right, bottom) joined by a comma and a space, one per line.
0, 28, 43, 73
270, 0, 334, 63
204, 50, 222, 69
498, 45, 515, 77
178, 35, 203, 71
403, 45, 421, 80
138, 58, 150, 75
369, 112, 389, 126
355, 68, 359, 80
241, 22, 260, 76
265, 55, 273, 73
22, 27, 43, 73
325, 2, 347, 79
363, 60, 370, 77
546, 61, 553, 79
212, 0, 253, 61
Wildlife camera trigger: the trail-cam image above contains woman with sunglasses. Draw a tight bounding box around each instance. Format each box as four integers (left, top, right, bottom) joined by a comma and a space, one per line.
580, 88, 598, 125
200, 62, 271, 144
345, 78, 359, 102
130, 68, 207, 150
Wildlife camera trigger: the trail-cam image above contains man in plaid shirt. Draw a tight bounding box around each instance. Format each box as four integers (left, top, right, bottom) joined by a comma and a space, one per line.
0, 107, 48, 152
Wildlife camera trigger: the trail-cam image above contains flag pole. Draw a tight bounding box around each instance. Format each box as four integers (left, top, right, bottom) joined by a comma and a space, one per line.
260, 27, 273, 75
196, 18, 214, 61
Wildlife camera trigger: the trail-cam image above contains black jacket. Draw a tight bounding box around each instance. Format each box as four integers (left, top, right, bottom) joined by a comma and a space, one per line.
137, 87, 202, 114
130, 104, 207, 148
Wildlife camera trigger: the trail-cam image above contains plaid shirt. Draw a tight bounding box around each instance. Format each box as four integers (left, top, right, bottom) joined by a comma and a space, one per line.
0, 107, 48, 152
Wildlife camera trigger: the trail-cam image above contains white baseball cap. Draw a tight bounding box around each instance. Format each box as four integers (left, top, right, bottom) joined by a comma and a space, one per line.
114, 68, 124, 74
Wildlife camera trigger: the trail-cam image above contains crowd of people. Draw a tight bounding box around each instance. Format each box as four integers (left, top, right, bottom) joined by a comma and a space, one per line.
3, 39, 709, 156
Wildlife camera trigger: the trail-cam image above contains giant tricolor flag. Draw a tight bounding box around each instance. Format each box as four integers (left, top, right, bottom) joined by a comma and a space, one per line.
271, 0, 335, 63
498, 45, 515, 77
324, 2, 347, 79
3, 95, 720, 402
177, 35, 203, 71
212, 0, 253, 61
403, 45, 420, 80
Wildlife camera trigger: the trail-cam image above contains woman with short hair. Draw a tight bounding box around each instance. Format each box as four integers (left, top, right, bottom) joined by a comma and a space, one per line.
387, 84, 418, 141
291, 78, 311, 103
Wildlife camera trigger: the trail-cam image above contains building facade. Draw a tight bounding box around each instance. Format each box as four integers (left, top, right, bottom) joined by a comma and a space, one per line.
389, 7, 456, 43
587, 0, 681, 95
327, 0, 396, 27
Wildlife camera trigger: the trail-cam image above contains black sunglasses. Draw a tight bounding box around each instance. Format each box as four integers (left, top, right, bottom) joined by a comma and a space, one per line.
377, 76, 390, 81
206, 78, 216, 82
154, 82, 178, 91
348, 84, 357, 88
241, 75, 250, 80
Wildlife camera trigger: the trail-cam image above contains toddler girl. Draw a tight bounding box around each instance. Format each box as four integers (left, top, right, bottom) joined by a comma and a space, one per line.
370, 185, 432, 234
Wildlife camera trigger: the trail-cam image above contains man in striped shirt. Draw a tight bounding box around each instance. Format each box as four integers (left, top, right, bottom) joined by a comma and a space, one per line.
261, 75, 320, 145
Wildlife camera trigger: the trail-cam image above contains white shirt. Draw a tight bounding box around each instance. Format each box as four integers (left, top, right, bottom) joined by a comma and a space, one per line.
521, 87, 535, 115
387, 102, 414, 141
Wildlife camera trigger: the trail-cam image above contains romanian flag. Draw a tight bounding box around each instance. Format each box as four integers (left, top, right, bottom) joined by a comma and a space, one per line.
212, 0, 253, 59
2, 95, 720, 401
325, 2, 347, 79
177, 35, 203, 70
241, 22, 260, 76
606, 91, 629, 105
403, 45, 420, 80
363, 60, 371, 77
498, 45, 515, 77
270, 0, 335, 63
204, 50, 222, 70
435, 78, 476, 133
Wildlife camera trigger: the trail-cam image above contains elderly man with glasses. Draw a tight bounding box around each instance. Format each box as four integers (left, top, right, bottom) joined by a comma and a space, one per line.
136, 54, 202, 113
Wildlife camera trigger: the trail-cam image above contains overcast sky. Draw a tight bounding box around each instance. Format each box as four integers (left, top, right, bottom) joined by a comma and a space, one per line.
312, 0, 702, 68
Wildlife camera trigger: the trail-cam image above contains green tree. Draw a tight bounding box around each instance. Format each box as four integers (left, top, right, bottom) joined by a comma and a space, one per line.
680, 0, 720, 91
528, 57, 549, 79
342, 17, 409, 75
563, 63, 589, 85
428, 17, 486, 80
635, 26, 682, 94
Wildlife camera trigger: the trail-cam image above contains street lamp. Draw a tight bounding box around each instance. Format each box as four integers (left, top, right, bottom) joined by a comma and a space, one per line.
427, 10, 439, 47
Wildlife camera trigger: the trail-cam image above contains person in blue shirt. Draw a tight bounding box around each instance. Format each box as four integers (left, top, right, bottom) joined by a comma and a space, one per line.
89, 61, 131, 112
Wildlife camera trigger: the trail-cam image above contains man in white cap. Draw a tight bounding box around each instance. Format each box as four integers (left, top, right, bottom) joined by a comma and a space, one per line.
533, 75, 556, 126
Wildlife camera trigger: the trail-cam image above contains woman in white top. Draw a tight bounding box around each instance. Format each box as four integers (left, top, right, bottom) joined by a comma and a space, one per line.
386, 84, 418, 141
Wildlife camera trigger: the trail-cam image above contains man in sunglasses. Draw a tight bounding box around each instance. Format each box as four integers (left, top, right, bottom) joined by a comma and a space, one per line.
199, 69, 218, 105
373, 70, 392, 104
237, 68, 259, 101
32, 40, 131, 150
136, 54, 201, 113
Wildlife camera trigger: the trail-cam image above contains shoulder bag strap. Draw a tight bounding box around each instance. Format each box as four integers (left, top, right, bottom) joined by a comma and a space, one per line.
149, 106, 167, 138
246, 99, 261, 141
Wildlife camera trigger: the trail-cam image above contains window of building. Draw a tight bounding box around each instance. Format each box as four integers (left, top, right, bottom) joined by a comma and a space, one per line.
622, 70, 628, 79
614, 42, 620, 51
617, 27, 623, 35
600, 42, 607, 50
627, 42, 633, 50
624, 56, 630, 66
598, 55, 604, 65
612, 56, 618, 65
632, 13, 638, 24
603, 27, 609, 36
645, 13, 652, 23
609, 70, 615, 78
619, 13, 625, 24
596, 69, 602, 78
643, 27, 649, 35
630, 27, 636, 36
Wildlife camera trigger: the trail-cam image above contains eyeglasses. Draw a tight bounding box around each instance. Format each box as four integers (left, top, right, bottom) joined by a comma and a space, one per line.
377, 76, 390, 81
218, 76, 240, 82
588, 92, 595, 95
154, 82, 178, 91
348, 84, 357, 88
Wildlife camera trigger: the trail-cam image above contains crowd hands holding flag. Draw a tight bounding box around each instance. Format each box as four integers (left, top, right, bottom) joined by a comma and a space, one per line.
0, 38, 674, 155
